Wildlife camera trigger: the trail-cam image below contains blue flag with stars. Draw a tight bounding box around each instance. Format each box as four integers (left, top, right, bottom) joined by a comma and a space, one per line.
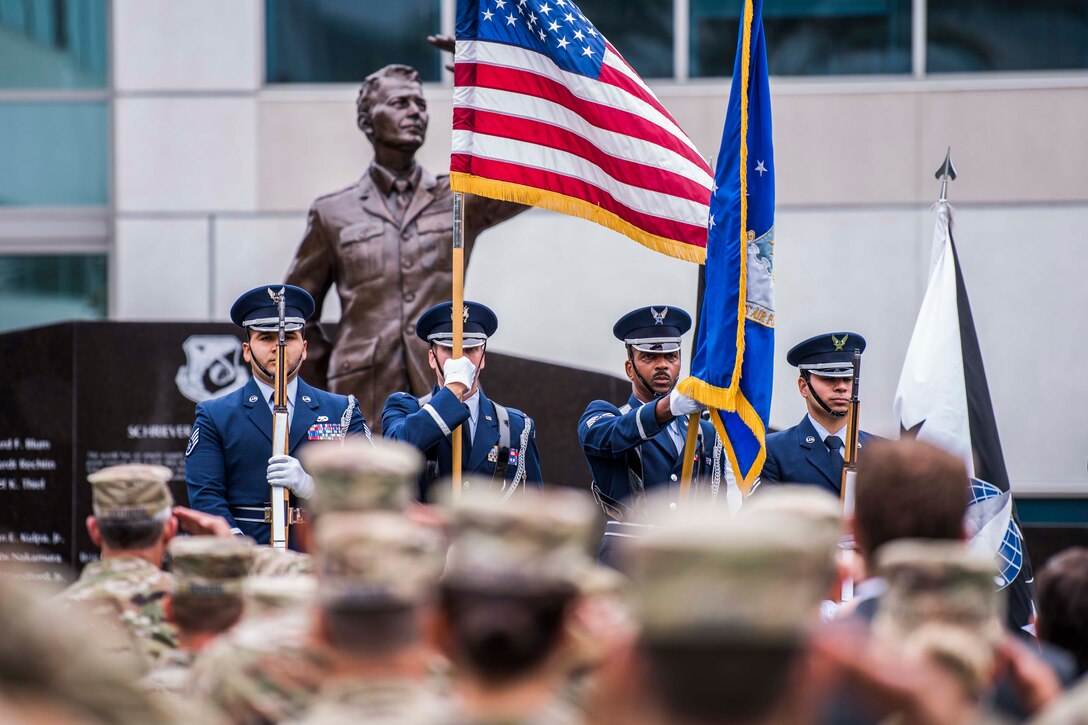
678, 0, 774, 492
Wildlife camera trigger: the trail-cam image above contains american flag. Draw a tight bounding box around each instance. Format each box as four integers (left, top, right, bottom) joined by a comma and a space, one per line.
453, 0, 712, 263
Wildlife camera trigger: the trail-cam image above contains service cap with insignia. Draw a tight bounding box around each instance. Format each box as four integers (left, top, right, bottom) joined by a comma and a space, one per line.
168, 535, 255, 598
613, 306, 692, 353
415, 299, 498, 349
87, 464, 174, 521
315, 511, 445, 608
444, 484, 597, 590
302, 438, 423, 516
785, 331, 866, 377
229, 283, 315, 332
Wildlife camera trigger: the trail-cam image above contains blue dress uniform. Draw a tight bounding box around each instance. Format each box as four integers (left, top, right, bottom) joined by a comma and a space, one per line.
580, 395, 724, 516
579, 306, 729, 565
381, 300, 543, 501
761, 331, 874, 496
184, 285, 369, 545
762, 416, 876, 496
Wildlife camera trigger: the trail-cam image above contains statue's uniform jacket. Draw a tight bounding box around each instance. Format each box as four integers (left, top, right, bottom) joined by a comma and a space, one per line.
285, 167, 523, 431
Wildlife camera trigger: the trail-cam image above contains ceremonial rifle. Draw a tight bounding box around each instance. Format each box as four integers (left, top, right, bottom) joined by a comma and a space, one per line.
269, 288, 291, 550
839, 348, 862, 601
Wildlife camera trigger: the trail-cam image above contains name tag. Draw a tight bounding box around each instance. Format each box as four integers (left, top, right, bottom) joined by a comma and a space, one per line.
307, 423, 342, 441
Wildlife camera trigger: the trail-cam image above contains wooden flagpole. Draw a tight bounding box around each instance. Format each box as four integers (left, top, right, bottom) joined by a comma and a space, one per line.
451, 192, 465, 500
677, 411, 701, 504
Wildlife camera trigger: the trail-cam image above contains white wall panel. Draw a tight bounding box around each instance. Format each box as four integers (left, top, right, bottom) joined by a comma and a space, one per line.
114, 98, 258, 212
211, 216, 341, 323
114, 218, 210, 319
113, 0, 261, 92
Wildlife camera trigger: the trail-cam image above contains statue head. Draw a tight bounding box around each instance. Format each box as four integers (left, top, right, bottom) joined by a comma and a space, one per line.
356, 64, 427, 154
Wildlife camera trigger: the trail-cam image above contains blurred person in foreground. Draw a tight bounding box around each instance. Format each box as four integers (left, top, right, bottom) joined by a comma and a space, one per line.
289, 509, 447, 724
2, 567, 177, 724
1036, 547, 1088, 679
54, 464, 181, 671
841, 438, 972, 622
139, 536, 255, 700
437, 484, 599, 724
190, 438, 430, 724
845, 439, 1069, 719
595, 505, 840, 725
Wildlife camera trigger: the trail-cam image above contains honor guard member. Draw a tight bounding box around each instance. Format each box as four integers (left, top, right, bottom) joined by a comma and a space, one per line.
185, 284, 370, 545
761, 332, 874, 495
578, 306, 729, 566
381, 300, 543, 502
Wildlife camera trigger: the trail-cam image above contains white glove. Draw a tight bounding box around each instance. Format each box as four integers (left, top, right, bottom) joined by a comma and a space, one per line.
443, 356, 477, 391
267, 455, 315, 499
668, 387, 703, 417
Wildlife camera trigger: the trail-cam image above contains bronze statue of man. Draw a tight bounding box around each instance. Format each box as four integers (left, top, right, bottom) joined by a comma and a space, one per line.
285, 64, 524, 432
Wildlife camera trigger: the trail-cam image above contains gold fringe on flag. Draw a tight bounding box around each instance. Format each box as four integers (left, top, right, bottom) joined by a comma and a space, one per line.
450, 172, 707, 265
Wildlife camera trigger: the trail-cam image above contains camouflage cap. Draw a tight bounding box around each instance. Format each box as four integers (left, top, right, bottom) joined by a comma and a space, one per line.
873, 539, 1004, 647
629, 513, 838, 642
168, 535, 255, 598
87, 464, 174, 521
315, 511, 445, 607
741, 485, 842, 541
444, 484, 597, 590
243, 574, 317, 616
302, 438, 423, 516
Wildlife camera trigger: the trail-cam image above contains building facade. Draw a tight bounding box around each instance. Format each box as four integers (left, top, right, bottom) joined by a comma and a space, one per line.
2, 0, 1086, 496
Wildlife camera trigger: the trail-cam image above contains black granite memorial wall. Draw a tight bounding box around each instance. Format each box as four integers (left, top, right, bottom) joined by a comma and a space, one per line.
0, 321, 627, 579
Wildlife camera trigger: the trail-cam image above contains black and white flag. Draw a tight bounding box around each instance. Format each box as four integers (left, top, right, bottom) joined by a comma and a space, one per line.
894, 201, 1034, 630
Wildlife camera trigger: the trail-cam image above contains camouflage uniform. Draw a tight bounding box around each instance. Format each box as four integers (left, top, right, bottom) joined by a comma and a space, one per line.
58, 556, 177, 667
191, 440, 429, 724
55, 464, 179, 669
873, 539, 1004, 699
7, 568, 179, 723
290, 510, 447, 724
139, 535, 255, 702
443, 487, 599, 725
250, 546, 313, 577
190, 605, 329, 724
287, 680, 446, 725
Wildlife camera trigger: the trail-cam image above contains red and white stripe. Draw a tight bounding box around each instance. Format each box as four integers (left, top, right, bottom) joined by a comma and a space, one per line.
453, 39, 712, 250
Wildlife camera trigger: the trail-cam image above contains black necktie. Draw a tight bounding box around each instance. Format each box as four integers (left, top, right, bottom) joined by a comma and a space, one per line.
825, 435, 844, 460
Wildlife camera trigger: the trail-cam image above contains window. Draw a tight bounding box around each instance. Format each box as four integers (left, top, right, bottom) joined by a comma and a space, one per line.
690, 0, 911, 78
0, 0, 108, 89
577, 0, 674, 79
266, 0, 443, 84
0, 102, 108, 207
0, 255, 107, 334
928, 1, 1088, 73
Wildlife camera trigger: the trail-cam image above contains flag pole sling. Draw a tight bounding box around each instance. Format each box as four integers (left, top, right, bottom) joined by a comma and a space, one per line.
451, 192, 466, 500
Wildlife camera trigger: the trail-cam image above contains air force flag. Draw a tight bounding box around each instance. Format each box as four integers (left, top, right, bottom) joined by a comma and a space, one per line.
678, 0, 774, 493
